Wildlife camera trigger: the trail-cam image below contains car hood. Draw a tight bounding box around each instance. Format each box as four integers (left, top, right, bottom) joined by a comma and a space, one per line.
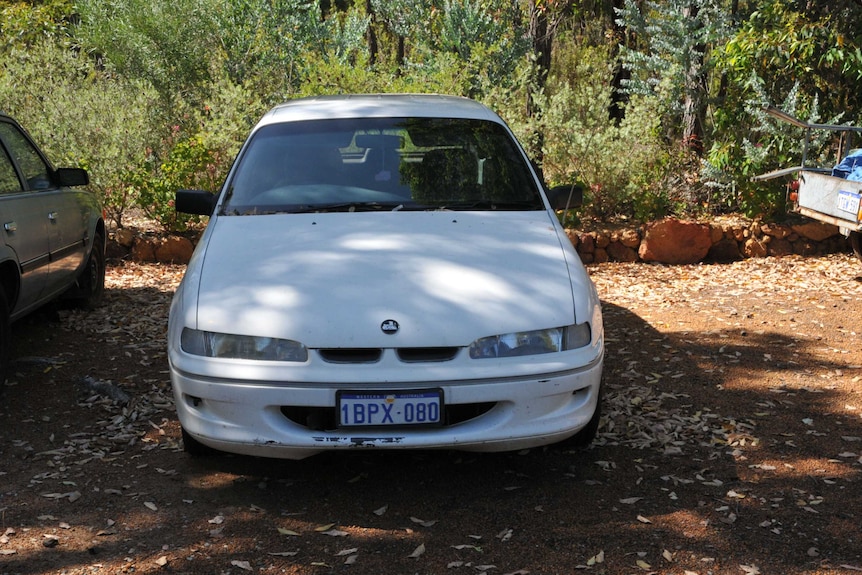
184, 211, 580, 348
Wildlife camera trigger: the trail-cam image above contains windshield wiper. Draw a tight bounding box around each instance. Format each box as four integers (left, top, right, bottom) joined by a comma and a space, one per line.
437, 200, 544, 211
288, 202, 408, 213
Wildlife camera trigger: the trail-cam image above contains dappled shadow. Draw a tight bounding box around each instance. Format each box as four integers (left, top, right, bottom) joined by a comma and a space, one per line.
2, 278, 861, 574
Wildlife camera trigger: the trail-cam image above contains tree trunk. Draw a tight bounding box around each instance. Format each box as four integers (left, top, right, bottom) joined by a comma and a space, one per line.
681, 3, 706, 153
396, 34, 404, 75
526, 5, 551, 121
609, 0, 630, 125
715, 0, 738, 108
526, 3, 554, 173
365, 0, 378, 65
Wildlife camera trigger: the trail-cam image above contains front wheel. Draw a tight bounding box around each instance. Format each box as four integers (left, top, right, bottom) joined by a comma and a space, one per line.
181, 426, 217, 457
556, 389, 603, 450
0, 290, 10, 397
69, 231, 105, 308
850, 232, 862, 263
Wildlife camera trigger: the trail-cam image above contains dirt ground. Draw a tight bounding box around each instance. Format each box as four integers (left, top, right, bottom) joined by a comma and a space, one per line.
1, 252, 862, 575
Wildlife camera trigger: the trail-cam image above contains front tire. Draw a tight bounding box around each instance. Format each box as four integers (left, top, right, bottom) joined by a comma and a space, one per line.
181, 426, 217, 457
569, 395, 602, 447
0, 290, 9, 395
69, 232, 105, 308
556, 389, 603, 450
850, 232, 862, 262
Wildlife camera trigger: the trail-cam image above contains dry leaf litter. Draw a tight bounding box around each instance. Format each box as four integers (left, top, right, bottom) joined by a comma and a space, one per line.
0, 254, 860, 575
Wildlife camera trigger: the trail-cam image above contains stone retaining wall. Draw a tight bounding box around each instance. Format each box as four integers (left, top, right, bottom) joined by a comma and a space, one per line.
568, 217, 850, 265
109, 216, 852, 266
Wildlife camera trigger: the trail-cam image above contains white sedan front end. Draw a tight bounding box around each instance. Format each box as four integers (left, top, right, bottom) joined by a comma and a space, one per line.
168, 94, 604, 459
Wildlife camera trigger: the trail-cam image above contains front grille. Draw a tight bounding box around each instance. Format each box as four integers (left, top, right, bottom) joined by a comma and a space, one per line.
318, 349, 382, 363
317, 347, 460, 364
281, 402, 495, 431
397, 347, 459, 362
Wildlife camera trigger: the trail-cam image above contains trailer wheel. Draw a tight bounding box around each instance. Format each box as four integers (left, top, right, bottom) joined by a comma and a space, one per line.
851, 232, 862, 262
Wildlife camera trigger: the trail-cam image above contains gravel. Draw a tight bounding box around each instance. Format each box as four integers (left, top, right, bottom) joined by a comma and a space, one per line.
1, 254, 861, 575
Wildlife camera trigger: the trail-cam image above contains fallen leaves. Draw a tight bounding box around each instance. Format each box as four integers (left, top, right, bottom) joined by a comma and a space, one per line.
585, 550, 604, 566
410, 516, 438, 527
4, 255, 862, 575
408, 543, 426, 559
40, 491, 81, 502
319, 528, 349, 537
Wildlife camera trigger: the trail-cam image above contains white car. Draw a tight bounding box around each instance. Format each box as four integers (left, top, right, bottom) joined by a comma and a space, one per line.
168, 94, 604, 459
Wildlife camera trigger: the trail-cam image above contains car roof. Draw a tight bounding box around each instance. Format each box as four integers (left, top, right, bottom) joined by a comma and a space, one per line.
258, 94, 504, 126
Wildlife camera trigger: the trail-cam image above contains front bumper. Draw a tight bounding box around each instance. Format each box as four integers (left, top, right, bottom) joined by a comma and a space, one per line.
170, 352, 604, 460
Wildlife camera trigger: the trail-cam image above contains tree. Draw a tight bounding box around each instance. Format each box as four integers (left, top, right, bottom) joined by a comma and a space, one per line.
522, 0, 573, 168
74, 0, 327, 104
720, 0, 862, 117
369, 0, 431, 69
702, 0, 862, 217
616, 0, 731, 152
0, 0, 76, 52
0, 41, 160, 227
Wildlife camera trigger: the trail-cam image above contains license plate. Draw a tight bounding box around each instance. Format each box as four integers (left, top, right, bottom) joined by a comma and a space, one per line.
337, 389, 443, 427
837, 190, 861, 215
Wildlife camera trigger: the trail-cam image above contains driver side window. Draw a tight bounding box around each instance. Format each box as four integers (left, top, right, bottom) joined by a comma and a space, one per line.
0, 122, 52, 191
0, 148, 22, 194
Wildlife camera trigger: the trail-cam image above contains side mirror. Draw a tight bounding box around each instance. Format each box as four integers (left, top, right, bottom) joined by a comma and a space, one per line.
546, 184, 583, 210
55, 167, 89, 187
176, 189, 217, 215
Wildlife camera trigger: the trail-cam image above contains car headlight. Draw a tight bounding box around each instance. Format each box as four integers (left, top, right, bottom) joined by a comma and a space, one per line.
468, 323, 591, 359
181, 328, 308, 362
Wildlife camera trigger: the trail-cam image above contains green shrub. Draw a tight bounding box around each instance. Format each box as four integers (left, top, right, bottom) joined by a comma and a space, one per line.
132, 133, 223, 232
0, 40, 161, 227
0, 0, 74, 51
537, 41, 673, 222
702, 80, 838, 219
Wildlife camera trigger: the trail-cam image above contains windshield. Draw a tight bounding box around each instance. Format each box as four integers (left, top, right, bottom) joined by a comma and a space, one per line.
221, 117, 544, 214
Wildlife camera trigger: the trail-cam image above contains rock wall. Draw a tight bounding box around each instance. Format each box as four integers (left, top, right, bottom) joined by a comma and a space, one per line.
109, 216, 852, 266
108, 229, 196, 264
568, 217, 850, 264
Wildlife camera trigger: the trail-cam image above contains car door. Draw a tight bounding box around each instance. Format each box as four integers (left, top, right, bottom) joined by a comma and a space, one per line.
0, 120, 88, 305
0, 124, 50, 317
39, 185, 89, 300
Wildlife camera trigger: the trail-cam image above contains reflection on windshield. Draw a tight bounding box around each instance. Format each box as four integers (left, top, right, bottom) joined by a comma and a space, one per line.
222, 117, 544, 214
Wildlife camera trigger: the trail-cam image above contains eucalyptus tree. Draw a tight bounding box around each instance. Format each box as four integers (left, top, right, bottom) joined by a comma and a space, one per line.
366, 0, 430, 68
703, 0, 862, 217
73, 0, 357, 105
74, 0, 220, 103
721, 0, 862, 118
616, 0, 732, 152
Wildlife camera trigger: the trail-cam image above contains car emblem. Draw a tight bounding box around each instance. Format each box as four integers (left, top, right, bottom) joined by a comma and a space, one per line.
381, 319, 399, 334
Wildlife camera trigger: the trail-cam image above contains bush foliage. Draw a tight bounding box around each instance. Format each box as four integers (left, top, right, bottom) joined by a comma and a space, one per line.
1, 0, 860, 230
0, 40, 160, 227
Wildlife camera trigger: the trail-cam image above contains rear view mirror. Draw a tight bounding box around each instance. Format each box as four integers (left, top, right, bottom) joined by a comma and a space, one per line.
546, 184, 583, 210
54, 167, 89, 187
176, 189, 217, 215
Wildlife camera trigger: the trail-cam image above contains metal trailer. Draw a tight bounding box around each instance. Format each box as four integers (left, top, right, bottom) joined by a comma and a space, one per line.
753, 107, 862, 260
